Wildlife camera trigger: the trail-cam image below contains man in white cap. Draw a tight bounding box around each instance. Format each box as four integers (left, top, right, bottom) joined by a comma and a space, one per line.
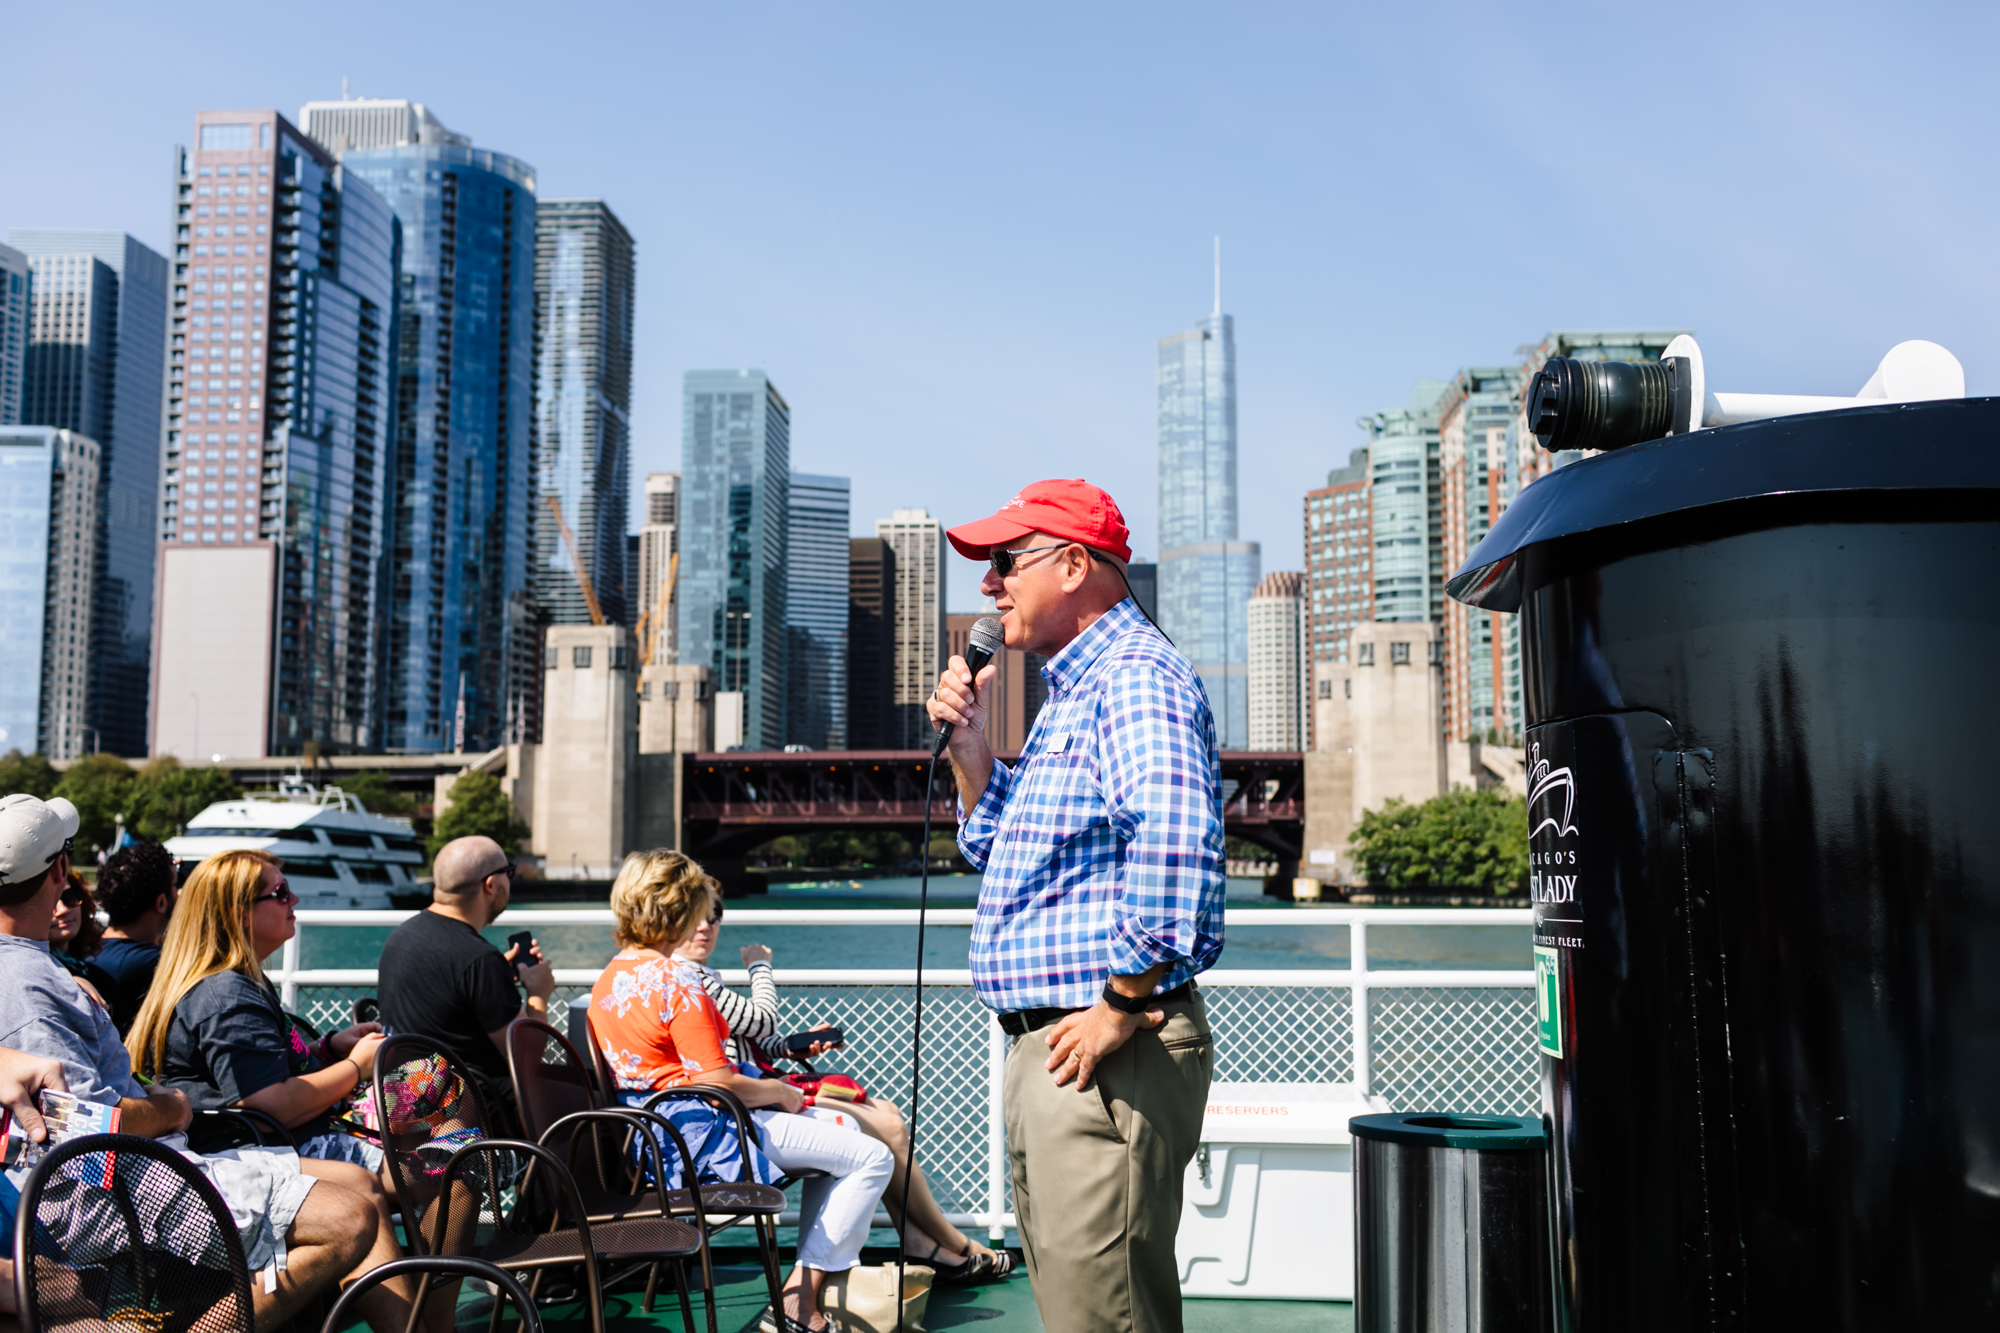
0, 794, 423, 1333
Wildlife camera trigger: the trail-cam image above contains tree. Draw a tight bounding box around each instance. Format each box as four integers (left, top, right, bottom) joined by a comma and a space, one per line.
53, 754, 137, 858
128, 758, 242, 843
332, 771, 417, 817
427, 770, 530, 859
0, 750, 60, 801
1348, 786, 1529, 894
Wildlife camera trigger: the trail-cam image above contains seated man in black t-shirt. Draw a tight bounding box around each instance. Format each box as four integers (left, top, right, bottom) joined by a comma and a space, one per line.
376, 836, 553, 1125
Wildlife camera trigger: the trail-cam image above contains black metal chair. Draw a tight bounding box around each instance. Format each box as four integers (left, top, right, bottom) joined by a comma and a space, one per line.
581, 1014, 812, 1307
188, 1104, 295, 1154
318, 1256, 541, 1333
511, 1016, 789, 1316
372, 1034, 711, 1333
13, 1134, 256, 1333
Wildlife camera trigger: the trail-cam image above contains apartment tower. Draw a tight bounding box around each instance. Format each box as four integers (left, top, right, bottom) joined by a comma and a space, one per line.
636, 471, 679, 664
311, 105, 540, 752
0, 246, 26, 424
9, 230, 168, 757
533, 199, 635, 628
846, 537, 896, 749
151, 111, 397, 759
787, 473, 850, 749
0, 428, 99, 759
1247, 570, 1306, 751
876, 509, 947, 749
680, 370, 790, 750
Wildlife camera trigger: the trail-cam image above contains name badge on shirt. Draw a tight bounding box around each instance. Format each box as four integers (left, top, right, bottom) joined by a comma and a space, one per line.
1046, 732, 1070, 754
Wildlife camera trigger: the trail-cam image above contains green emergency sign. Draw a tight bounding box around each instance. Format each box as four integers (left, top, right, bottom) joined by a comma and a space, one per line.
1534, 944, 1564, 1059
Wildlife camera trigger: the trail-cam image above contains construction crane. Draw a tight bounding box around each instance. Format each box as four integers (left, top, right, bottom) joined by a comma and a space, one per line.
544, 495, 604, 626
636, 550, 677, 668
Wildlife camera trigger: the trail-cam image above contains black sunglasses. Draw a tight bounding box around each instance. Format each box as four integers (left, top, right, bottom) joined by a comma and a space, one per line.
988, 542, 1074, 577
489, 861, 517, 882
252, 881, 298, 906
59, 886, 87, 907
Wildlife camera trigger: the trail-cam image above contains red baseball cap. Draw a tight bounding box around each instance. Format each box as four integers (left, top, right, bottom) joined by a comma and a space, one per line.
947, 479, 1133, 565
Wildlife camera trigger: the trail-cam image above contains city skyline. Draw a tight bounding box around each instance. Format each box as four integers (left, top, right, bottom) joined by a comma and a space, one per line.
7, 228, 167, 758
10, 6, 1987, 620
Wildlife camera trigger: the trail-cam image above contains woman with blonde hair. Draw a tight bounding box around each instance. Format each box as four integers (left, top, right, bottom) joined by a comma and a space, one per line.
675, 896, 1016, 1283
592, 849, 893, 1333
125, 850, 444, 1326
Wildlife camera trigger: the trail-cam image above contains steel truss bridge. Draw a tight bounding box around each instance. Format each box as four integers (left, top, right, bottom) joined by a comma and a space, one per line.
680, 750, 1303, 882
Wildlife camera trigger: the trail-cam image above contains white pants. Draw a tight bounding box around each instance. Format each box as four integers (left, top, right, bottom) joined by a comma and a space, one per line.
753, 1106, 894, 1272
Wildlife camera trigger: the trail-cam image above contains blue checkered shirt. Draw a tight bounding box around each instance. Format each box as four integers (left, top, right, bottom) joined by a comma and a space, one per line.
959, 598, 1226, 1013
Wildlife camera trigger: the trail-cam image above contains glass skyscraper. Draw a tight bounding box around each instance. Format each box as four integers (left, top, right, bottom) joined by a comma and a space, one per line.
153, 112, 398, 758
1361, 380, 1446, 627
0, 246, 28, 425
9, 230, 167, 758
534, 200, 634, 628
786, 473, 849, 749
0, 428, 99, 760
339, 141, 538, 752
1157, 303, 1259, 748
680, 371, 790, 750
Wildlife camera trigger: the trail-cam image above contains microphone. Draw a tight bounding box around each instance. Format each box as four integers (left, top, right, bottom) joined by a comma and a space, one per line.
932, 615, 1005, 758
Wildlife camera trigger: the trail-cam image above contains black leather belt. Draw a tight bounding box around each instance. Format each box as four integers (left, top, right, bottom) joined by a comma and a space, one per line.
997, 981, 1194, 1037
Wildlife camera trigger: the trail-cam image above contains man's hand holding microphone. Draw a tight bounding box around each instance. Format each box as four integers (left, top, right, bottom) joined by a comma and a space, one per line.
926, 616, 1006, 813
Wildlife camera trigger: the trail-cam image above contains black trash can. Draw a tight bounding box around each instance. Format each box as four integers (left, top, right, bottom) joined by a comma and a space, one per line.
1350, 1112, 1550, 1333
1449, 398, 2000, 1330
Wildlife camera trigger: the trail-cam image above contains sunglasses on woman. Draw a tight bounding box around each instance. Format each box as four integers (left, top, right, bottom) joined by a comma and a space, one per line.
59, 887, 87, 908
252, 882, 298, 906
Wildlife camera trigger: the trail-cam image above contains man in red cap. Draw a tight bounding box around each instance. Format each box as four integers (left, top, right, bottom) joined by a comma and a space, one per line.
930, 479, 1225, 1333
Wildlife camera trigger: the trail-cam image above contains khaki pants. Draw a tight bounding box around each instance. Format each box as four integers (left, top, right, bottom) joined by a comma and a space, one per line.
1004, 991, 1214, 1333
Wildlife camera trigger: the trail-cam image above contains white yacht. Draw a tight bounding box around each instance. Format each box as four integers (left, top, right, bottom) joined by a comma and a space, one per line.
164, 777, 428, 910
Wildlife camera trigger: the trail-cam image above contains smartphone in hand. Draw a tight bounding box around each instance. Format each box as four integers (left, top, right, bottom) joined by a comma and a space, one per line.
780, 1027, 844, 1056
506, 931, 537, 974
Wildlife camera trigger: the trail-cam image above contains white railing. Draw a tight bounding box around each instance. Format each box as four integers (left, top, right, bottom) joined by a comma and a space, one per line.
275, 907, 1536, 1237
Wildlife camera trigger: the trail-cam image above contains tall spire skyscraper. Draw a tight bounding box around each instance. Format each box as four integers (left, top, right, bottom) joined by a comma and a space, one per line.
1157, 243, 1259, 747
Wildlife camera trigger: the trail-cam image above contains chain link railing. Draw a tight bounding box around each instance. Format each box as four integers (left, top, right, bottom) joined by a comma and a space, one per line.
275, 907, 1536, 1235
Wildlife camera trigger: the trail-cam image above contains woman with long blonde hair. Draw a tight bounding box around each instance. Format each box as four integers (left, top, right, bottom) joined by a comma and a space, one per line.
124, 851, 447, 1307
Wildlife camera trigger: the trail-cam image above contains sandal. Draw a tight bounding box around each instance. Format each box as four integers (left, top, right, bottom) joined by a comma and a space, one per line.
930, 1245, 1018, 1287
757, 1304, 844, 1333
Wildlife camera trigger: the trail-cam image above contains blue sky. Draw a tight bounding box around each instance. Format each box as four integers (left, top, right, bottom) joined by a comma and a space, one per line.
7, 1, 1994, 610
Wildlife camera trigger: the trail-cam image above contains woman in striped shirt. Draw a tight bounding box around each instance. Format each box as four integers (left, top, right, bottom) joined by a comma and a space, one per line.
672, 894, 1017, 1286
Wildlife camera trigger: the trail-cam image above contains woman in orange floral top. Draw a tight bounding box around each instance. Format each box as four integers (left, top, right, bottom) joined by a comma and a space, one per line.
590, 851, 892, 1333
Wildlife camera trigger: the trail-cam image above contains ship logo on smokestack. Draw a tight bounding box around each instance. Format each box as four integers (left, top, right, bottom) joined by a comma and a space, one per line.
1527, 742, 1579, 841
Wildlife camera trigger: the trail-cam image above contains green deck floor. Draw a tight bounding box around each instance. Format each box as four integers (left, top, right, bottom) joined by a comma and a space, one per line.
354, 1246, 1354, 1333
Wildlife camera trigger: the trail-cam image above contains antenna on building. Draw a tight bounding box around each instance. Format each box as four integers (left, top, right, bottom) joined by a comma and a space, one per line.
342, 75, 350, 101
1213, 236, 1222, 318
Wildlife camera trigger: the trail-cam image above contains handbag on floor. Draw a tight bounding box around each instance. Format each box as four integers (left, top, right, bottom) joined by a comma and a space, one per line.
819, 1262, 934, 1333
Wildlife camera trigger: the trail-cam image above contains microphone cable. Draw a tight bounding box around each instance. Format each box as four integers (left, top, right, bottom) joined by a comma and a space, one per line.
894, 741, 943, 1333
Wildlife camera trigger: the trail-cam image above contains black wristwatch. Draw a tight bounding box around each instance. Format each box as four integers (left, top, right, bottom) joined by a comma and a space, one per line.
1101, 981, 1155, 1015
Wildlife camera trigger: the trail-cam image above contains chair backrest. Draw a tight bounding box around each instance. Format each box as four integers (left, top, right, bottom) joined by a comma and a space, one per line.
583, 1014, 618, 1099
507, 1017, 634, 1198
15, 1133, 256, 1333
506, 1016, 601, 1139
370, 1034, 492, 1256
320, 1255, 542, 1333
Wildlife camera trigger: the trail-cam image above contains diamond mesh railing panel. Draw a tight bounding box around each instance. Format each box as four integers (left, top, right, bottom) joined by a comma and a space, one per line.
296, 986, 375, 1037
1204, 986, 1354, 1084
776, 984, 995, 1219
294, 986, 595, 1041
1369, 986, 1540, 1115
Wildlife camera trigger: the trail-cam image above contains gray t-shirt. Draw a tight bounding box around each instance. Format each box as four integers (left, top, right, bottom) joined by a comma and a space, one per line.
0, 934, 145, 1108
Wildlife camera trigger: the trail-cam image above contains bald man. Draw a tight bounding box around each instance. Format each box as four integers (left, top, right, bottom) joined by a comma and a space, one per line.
376, 836, 553, 1125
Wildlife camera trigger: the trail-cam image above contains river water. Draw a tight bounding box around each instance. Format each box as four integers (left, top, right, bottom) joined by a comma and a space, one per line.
298, 875, 1532, 974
